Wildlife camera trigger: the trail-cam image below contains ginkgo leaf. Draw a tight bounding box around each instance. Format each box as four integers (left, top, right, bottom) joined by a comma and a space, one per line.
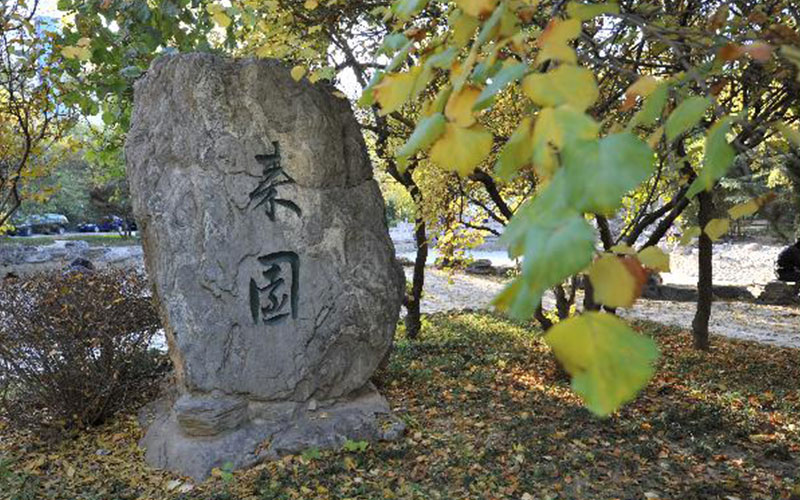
665, 96, 713, 142
776, 121, 800, 147
451, 10, 481, 47
212, 10, 232, 28
679, 226, 702, 246
532, 106, 599, 179
61, 45, 91, 60
396, 113, 447, 171
566, 1, 620, 20
445, 85, 482, 127
473, 62, 527, 111
304, 0, 318, 9
727, 193, 775, 219
704, 218, 730, 241
495, 117, 534, 181
563, 132, 655, 214
498, 204, 596, 318
373, 68, 419, 116
637, 246, 670, 272
535, 18, 581, 66
621, 76, 659, 111
393, 0, 430, 21
589, 255, 640, 308
290, 65, 307, 81
429, 123, 494, 177
630, 82, 668, 128
610, 243, 636, 255
687, 116, 735, 198
545, 312, 659, 416
728, 200, 759, 220
522, 65, 598, 111
455, 0, 498, 18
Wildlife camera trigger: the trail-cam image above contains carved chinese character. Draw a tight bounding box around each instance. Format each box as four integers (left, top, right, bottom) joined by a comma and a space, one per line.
249, 142, 302, 221
249, 251, 300, 325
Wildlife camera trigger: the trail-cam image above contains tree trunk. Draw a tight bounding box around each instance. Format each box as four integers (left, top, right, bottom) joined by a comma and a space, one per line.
692, 190, 713, 351
404, 216, 427, 340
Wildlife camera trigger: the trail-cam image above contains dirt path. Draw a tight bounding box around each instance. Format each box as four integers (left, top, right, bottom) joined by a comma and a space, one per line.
408, 267, 800, 348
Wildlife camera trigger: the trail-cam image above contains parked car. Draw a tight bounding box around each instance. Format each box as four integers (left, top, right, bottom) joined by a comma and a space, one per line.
79, 215, 126, 233
8, 214, 69, 235
6, 217, 33, 236
77, 221, 101, 233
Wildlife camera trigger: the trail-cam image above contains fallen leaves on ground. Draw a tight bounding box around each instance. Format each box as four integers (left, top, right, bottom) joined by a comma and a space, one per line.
1, 312, 798, 499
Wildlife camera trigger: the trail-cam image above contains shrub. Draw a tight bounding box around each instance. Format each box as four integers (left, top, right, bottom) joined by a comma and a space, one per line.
0, 269, 167, 434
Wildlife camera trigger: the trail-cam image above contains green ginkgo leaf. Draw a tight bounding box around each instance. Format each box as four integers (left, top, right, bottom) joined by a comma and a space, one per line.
396, 113, 447, 171
665, 96, 712, 142
687, 116, 735, 198
563, 132, 656, 214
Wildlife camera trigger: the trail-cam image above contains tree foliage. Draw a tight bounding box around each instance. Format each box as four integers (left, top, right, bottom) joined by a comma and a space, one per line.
0, 1, 75, 229
53, 0, 800, 415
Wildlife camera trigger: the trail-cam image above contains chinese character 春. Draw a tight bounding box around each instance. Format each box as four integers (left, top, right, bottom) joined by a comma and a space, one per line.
249, 142, 302, 221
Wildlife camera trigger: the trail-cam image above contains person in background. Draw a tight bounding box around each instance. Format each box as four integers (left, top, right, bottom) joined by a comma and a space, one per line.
776, 239, 800, 283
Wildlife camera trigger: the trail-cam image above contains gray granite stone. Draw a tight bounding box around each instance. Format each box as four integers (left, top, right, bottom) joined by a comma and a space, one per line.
126, 53, 404, 479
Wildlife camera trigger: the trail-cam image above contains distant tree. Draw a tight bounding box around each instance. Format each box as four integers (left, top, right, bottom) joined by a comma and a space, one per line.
0, 1, 75, 229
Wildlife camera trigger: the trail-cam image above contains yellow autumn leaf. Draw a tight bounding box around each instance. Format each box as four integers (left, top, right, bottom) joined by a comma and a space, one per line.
373, 69, 419, 116
535, 18, 581, 66
429, 123, 494, 177
290, 65, 307, 82
610, 243, 636, 255
61, 45, 91, 61
304, 0, 319, 9
445, 85, 482, 127
679, 226, 701, 246
455, 0, 498, 18
727, 199, 760, 220
704, 218, 730, 241
213, 10, 232, 28
522, 65, 598, 111
637, 246, 670, 272
588, 255, 639, 308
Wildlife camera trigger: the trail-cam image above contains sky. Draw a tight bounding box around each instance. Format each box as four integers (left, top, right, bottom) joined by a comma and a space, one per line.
36, 0, 62, 17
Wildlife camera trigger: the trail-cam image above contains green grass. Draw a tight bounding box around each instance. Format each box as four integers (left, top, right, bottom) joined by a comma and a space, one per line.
0, 233, 139, 247
1, 311, 798, 500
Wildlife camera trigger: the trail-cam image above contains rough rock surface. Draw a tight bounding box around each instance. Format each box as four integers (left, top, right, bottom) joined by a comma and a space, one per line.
126, 54, 404, 479
758, 281, 800, 306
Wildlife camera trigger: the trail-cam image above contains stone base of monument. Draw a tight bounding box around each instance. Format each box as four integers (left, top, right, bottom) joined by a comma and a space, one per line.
139, 384, 404, 480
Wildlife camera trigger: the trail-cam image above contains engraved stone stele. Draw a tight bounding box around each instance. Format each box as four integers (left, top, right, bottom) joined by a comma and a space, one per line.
125, 54, 405, 480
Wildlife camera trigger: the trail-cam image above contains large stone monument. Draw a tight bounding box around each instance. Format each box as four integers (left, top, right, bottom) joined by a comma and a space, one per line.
125, 54, 405, 480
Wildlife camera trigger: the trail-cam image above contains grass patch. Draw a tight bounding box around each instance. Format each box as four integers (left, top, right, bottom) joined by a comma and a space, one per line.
1, 312, 798, 499
0, 233, 139, 247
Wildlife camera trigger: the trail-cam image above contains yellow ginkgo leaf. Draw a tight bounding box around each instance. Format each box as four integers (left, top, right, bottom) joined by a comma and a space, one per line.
637, 246, 670, 272
445, 85, 482, 127
213, 10, 232, 28
728, 199, 759, 220
304, 0, 319, 9
535, 18, 581, 66
727, 193, 775, 220
429, 123, 494, 177
373, 68, 419, 116
290, 65, 307, 82
588, 255, 640, 308
522, 65, 598, 111
621, 75, 660, 110
610, 243, 636, 255
455, 0, 498, 18
679, 226, 701, 246
704, 218, 730, 241
61, 45, 91, 61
